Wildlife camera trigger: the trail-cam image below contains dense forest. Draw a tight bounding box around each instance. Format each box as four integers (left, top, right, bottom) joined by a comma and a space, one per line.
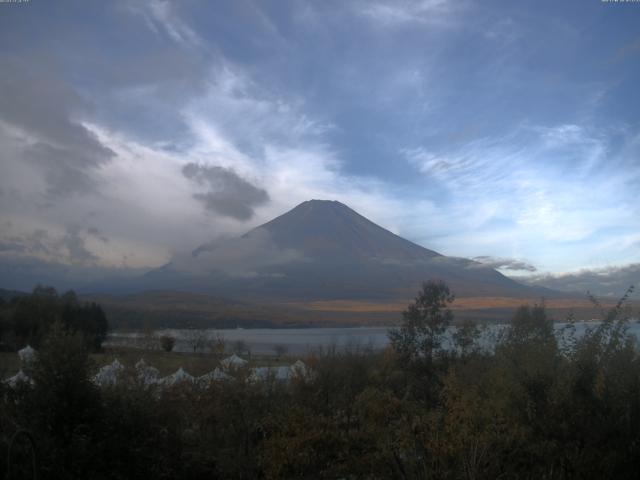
0, 286, 108, 352
1, 281, 639, 479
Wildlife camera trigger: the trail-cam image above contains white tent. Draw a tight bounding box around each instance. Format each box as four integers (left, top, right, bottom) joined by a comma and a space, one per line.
135, 358, 149, 370
93, 359, 125, 387
275, 365, 293, 381
160, 367, 194, 386
221, 354, 248, 369
135, 359, 159, 385
250, 366, 291, 383
111, 359, 124, 370
18, 345, 36, 364
4, 370, 33, 388
290, 360, 311, 379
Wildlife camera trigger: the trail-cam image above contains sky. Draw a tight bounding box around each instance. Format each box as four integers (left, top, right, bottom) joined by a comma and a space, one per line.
0, 0, 639, 293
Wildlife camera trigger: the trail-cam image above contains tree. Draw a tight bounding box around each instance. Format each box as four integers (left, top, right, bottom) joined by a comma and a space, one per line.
185, 329, 207, 353
7, 286, 108, 351
273, 344, 288, 359
388, 280, 455, 364
141, 319, 156, 350
211, 332, 226, 358
504, 303, 554, 346
22, 322, 102, 478
234, 339, 248, 356
452, 319, 482, 358
160, 335, 176, 352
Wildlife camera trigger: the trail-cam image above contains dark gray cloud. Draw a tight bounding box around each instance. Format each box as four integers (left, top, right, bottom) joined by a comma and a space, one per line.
0, 230, 53, 258
0, 254, 146, 294
182, 163, 269, 220
87, 227, 109, 243
63, 227, 99, 265
0, 55, 115, 196
472, 256, 537, 272
0, 239, 26, 254
0, 227, 99, 266
511, 264, 640, 297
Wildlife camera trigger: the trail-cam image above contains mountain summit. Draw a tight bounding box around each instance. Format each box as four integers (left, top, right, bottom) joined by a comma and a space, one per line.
246, 200, 440, 262
141, 199, 554, 301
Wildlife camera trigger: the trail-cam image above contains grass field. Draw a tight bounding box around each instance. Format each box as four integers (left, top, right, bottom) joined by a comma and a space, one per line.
84, 289, 638, 330
282, 297, 631, 325
288, 297, 620, 312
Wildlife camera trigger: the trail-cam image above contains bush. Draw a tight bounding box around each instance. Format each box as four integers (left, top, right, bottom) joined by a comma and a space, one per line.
160, 335, 176, 352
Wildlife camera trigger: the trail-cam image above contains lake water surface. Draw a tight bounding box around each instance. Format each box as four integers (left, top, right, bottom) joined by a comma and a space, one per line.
106, 320, 640, 355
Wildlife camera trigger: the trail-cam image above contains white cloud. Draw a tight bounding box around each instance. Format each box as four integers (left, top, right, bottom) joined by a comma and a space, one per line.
512, 263, 640, 298
402, 123, 640, 271
355, 0, 462, 27
125, 0, 202, 47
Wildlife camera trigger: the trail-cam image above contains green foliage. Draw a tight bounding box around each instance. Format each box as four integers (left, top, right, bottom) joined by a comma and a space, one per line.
388, 280, 454, 363
452, 319, 482, 358
388, 280, 455, 405
0, 285, 108, 351
504, 302, 555, 346
11, 323, 103, 478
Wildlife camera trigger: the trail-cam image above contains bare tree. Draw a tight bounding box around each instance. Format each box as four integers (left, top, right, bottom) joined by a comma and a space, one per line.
141, 320, 157, 350
185, 329, 207, 353
210, 332, 226, 358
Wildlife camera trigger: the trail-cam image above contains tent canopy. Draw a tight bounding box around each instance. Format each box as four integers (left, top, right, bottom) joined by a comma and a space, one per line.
221, 354, 248, 369
5, 370, 33, 388
18, 345, 37, 363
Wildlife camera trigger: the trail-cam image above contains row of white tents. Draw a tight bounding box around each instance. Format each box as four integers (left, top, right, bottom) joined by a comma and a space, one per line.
92, 356, 311, 387
4, 347, 311, 389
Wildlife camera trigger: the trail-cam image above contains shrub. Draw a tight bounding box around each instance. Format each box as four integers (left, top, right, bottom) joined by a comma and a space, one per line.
160, 335, 176, 352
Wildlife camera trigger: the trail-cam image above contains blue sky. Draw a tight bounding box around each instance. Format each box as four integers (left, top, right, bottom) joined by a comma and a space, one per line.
0, 0, 639, 286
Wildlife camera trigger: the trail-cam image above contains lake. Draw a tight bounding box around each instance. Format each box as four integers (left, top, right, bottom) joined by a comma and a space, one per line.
105, 319, 640, 355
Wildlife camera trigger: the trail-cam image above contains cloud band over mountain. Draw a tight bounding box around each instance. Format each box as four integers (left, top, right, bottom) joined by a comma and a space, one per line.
512, 264, 640, 298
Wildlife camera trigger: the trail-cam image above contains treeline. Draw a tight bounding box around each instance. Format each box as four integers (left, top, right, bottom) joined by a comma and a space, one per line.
0, 286, 108, 352
2, 282, 640, 479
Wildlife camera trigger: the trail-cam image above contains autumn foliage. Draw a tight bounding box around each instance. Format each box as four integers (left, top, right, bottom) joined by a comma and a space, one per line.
1, 283, 639, 479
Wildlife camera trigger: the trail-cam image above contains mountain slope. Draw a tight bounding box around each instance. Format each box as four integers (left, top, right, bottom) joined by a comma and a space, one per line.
251, 200, 440, 262
145, 199, 558, 301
